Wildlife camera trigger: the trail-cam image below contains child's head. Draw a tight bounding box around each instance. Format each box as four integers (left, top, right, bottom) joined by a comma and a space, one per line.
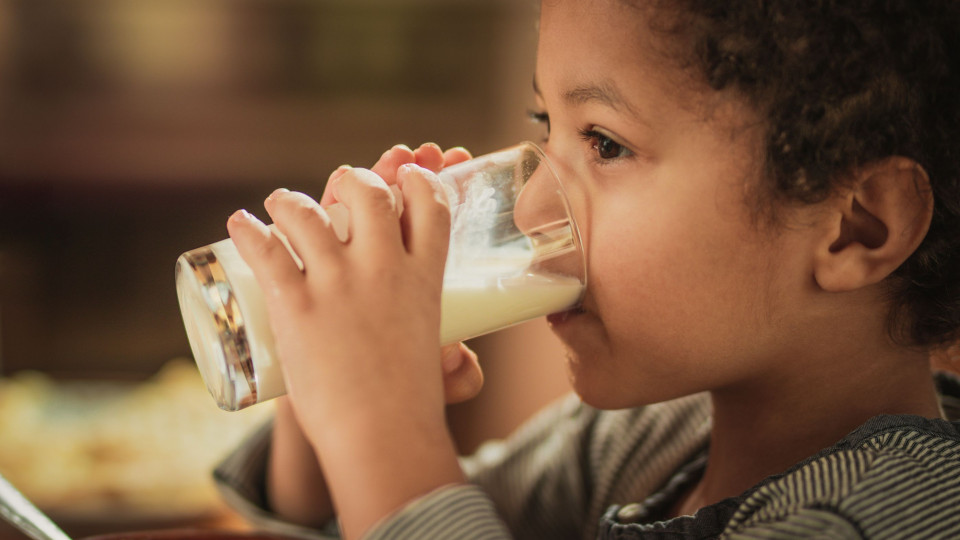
534, 0, 959, 407
646, 0, 960, 350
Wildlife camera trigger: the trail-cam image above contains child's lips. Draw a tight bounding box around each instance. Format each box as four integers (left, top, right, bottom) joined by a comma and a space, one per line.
547, 306, 586, 326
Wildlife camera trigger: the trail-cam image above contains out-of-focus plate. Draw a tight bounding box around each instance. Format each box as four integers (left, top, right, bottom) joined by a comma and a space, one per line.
0, 360, 273, 531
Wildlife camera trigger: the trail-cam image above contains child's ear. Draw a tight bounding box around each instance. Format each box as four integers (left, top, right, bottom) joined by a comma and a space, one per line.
813, 157, 933, 292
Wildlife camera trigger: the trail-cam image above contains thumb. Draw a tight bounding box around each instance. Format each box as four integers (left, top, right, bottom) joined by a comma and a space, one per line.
440, 343, 484, 404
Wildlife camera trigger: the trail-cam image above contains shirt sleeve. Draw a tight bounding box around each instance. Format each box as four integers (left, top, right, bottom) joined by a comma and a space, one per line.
363, 484, 512, 540
459, 394, 597, 539
212, 420, 341, 539
213, 394, 598, 540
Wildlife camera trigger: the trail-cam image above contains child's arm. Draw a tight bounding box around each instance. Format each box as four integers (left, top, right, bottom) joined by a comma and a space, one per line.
265, 342, 483, 529
266, 397, 334, 528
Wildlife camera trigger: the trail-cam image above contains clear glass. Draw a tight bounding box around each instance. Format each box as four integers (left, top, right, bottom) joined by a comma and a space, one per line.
176, 142, 586, 410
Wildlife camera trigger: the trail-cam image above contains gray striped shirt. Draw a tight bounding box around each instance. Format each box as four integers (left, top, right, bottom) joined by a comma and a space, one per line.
214, 373, 960, 539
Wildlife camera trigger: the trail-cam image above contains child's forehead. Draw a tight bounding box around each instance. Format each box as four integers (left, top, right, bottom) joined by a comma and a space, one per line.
538, 0, 691, 87
537, 0, 752, 124
537, 4, 710, 114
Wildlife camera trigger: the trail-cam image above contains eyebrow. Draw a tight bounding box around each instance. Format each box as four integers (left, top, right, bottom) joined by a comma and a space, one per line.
565, 82, 628, 109
533, 76, 649, 125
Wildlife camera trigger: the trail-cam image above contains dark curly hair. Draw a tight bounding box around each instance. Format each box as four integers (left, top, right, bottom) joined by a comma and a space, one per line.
645, 0, 960, 349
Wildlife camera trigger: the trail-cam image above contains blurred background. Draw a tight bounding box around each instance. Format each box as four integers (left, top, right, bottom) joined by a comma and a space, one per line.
0, 0, 570, 535
0, 0, 544, 378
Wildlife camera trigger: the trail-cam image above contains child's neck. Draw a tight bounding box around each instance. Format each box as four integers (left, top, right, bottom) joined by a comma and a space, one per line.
671, 333, 942, 518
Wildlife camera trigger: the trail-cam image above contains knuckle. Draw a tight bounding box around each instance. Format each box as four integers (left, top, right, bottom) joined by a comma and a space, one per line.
347, 167, 383, 185
277, 191, 316, 213
251, 235, 286, 261
290, 199, 322, 222
367, 191, 399, 215
353, 168, 392, 191
273, 193, 333, 230
426, 195, 452, 222
284, 288, 315, 312
342, 168, 398, 212
317, 260, 349, 285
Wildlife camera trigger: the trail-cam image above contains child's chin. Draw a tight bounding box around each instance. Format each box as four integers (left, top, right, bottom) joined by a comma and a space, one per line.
565, 359, 628, 410
572, 386, 636, 410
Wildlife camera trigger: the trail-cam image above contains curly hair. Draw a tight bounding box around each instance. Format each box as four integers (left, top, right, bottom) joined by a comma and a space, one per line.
646, 0, 960, 349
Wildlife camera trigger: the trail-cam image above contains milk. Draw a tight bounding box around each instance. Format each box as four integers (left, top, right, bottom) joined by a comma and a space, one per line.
439, 273, 583, 344
177, 238, 583, 410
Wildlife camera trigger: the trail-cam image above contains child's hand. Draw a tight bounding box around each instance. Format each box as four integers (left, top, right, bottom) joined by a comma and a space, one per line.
227, 144, 476, 538
229, 164, 451, 427
317, 142, 483, 406
319, 142, 472, 206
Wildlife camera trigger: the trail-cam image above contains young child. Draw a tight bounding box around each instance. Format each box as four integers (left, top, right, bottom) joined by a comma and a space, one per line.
214, 1, 960, 538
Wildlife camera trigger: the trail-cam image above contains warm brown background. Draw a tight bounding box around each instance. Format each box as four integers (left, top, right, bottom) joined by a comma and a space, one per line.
0, 0, 569, 424
0, 1, 570, 536
0, 0, 542, 377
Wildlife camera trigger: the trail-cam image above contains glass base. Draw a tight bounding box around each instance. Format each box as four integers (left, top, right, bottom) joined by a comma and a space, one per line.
176, 247, 259, 411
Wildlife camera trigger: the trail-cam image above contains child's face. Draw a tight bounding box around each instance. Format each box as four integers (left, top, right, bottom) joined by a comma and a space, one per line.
536, 0, 822, 408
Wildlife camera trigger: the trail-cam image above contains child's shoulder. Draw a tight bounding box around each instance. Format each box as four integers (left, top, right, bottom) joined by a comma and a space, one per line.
723, 377, 960, 539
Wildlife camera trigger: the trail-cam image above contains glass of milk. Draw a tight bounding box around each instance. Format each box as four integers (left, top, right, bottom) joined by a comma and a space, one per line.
176, 142, 586, 411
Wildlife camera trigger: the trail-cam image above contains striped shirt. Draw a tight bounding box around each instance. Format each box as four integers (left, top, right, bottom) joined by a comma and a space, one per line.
214, 373, 960, 539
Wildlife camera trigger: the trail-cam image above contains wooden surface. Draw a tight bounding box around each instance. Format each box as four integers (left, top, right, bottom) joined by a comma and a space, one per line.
0, 506, 252, 540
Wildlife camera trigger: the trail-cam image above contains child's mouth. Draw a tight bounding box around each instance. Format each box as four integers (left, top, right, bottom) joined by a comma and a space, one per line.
547, 306, 586, 326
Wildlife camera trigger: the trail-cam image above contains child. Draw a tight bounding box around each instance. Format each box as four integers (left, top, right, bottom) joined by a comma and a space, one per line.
214, 1, 960, 538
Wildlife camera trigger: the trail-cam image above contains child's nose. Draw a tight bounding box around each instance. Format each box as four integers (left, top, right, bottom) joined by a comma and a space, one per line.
514, 163, 566, 234
514, 162, 585, 278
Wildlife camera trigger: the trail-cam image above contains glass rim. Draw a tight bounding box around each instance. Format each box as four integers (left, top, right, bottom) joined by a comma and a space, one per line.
518, 140, 588, 293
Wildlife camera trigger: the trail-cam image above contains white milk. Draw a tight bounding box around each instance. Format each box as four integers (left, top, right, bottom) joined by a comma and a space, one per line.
179, 238, 583, 408
439, 272, 583, 344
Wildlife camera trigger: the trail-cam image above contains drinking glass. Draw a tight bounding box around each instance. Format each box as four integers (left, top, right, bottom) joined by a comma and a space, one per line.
176, 142, 586, 410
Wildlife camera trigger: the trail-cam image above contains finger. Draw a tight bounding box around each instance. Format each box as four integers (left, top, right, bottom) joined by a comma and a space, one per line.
263, 189, 343, 272
319, 165, 352, 206
370, 144, 416, 185
442, 147, 472, 167
330, 168, 405, 254
227, 209, 305, 301
441, 343, 484, 404
414, 142, 445, 173
397, 164, 451, 267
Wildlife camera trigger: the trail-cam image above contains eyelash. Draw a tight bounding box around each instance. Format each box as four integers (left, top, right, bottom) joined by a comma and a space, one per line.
577, 128, 632, 163
527, 109, 550, 141
527, 109, 633, 164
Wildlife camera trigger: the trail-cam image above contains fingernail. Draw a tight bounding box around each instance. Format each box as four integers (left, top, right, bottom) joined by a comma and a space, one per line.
397, 163, 419, 184
394, 143, 412, 152
229, 209, 271, 237
329, 165, 352, 183
229, 209, 253, 224
266, 188, 289, 203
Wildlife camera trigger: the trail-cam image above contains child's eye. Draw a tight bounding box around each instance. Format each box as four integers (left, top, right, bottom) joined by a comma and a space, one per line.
579, 129, 632, 161
527, 109, 551, 140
